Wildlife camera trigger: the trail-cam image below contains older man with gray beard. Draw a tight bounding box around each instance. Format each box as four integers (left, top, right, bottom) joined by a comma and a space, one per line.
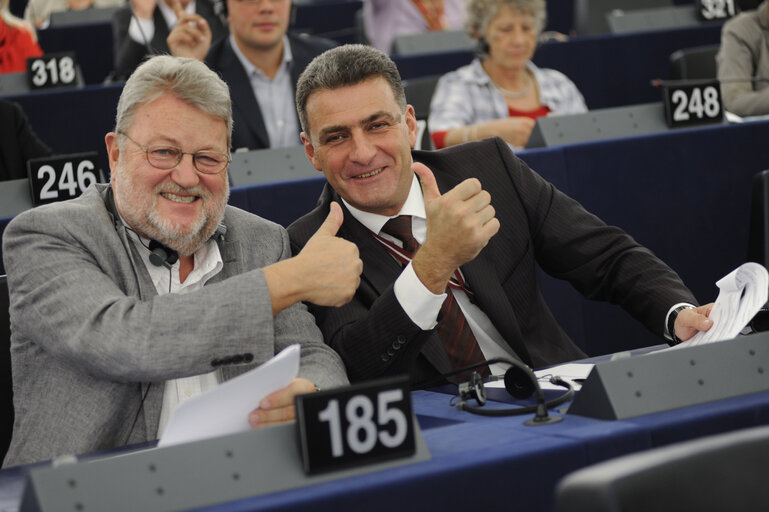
1, 55, 360, 468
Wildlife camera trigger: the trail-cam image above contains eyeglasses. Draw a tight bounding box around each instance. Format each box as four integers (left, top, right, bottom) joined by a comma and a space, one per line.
231, 0, 286, 4
118, 131, 231, 175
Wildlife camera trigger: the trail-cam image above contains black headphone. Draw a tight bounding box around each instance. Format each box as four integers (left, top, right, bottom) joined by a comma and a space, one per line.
148, 239, 179, 269
451, 358, 574, 426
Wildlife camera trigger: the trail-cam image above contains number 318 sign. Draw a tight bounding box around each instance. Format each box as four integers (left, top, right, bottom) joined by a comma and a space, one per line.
295, 375, 415, 474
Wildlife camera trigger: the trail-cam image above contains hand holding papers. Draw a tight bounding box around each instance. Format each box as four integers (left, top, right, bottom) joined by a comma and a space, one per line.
677, 263, 769, 348
158, 344, 300, 448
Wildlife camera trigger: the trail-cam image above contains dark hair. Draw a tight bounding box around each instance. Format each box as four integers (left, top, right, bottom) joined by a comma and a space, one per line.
295, 44, 406, 137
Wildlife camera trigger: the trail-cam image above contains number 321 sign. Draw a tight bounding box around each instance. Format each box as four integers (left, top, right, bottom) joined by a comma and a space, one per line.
295, 375, 415, 475
27, 152, 100, 206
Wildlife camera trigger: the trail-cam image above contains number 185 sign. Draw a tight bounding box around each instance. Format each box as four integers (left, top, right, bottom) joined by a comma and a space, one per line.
295, 376, 415, 474
27, 152, 100, 206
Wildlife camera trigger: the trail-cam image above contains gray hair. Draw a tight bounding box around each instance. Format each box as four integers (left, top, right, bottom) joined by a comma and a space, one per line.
114, 55, 233, 149
295, 44, 406, 137
465, 0, 547, 39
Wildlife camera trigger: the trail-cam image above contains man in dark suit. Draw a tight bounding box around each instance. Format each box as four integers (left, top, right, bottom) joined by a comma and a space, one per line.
111, 0, 228, 81
167, 0, 335, 151
288, 44, 715, 386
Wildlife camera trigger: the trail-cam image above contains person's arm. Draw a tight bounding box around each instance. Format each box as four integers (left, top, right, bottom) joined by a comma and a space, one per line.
2, 202, 346, 384
428, 69, 535, 148
263, 202, 362, 315
494, 137, 698, 338
717, 17, 769, 116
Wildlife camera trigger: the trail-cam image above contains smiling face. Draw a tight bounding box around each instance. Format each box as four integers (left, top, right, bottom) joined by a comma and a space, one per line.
485, 5, 537, 71
106, 93, 229, 256
227, 0, 291, 53
301, 77, 418, 217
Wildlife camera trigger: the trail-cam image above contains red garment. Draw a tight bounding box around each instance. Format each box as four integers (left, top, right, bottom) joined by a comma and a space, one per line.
0, 20, 44, 74
431, 105, 552, 149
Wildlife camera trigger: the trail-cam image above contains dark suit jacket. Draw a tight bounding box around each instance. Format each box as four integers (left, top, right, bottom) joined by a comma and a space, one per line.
204, 33, 336, 151
0, 100, 51, 182
288, 138, 697, 385
111, 0, 228, 81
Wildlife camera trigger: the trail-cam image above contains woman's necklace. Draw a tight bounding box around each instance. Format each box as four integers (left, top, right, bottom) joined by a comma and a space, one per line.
493, 74, 532, 99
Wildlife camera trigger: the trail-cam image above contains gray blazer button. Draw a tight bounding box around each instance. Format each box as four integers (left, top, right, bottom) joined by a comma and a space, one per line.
243, 353, 254, 363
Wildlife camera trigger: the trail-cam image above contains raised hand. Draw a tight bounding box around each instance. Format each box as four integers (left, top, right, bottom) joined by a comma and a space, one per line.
166, 0, 212, 61
263, 202, 362, 314
411, 162, 500, 294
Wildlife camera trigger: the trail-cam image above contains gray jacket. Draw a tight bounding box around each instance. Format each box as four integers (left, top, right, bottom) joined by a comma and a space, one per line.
2, 184, 347, 467
716, 1, 769, 116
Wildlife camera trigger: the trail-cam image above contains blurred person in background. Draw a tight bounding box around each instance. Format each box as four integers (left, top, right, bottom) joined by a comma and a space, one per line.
362, 0, 466, 54
0, 0, 43, 73
717, 1, 769, 117
24, 0, 125, 29
111, 0, 227, 80
428, 0, 586, 150
167, 0, 335, 150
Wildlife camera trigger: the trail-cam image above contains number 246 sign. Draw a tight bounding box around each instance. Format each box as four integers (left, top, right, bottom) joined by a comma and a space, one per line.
27, 153, 100, 206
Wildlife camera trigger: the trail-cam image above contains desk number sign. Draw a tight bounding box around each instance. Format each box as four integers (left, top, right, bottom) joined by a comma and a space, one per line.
695, 0, 737, 21
27, 152, 100, 206
662, 81, 723, 128
26, 52, 79, 90
295, 375, 415, 475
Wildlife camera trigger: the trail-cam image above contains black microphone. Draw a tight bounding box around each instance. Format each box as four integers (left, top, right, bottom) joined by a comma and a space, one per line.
148, 239, 178, 268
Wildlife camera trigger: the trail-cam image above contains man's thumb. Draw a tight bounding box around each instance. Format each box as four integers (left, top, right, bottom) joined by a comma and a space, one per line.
413, 162, 440, 204
314, 201, 343, 237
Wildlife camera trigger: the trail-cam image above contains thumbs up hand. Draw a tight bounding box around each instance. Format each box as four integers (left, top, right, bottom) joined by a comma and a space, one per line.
294, 202, 363, 307
411, 162, 500, 294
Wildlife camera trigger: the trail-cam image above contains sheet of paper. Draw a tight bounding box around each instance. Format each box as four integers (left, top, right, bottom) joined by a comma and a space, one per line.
486, 363, 593, 392
677, 262, 768, 348
158, 344, 301, 448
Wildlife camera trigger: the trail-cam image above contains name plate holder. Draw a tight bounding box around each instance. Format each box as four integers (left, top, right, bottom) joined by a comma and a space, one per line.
661, 80, 724, 128
568, 331, 769, 420
20, 397, 430, 511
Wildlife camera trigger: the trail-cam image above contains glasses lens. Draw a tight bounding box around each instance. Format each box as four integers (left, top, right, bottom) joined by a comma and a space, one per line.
147, 146, 182, 169
194, 152, 228, 174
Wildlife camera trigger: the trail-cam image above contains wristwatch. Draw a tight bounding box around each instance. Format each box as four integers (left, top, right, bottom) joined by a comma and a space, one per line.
668, 304, 695, 345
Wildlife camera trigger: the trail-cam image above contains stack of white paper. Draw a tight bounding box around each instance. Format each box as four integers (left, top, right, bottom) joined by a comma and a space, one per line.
678, 262, 769, 348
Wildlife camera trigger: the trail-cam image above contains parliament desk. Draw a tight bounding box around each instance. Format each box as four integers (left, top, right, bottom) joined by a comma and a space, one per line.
2, 362, 769, 512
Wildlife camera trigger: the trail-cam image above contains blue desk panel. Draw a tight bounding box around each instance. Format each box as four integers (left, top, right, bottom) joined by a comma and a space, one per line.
3, 388, 769, 511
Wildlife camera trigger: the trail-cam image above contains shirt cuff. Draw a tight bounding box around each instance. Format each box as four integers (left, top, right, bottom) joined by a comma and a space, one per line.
393, 262, 446, 330
129, 16, 155, 46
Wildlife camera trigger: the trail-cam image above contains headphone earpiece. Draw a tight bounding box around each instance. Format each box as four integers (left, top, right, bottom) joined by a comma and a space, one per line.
148, 240, 179, 268
504, 365, 537, 399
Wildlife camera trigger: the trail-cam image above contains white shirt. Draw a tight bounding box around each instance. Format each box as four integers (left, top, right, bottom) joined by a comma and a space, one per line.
125, 227, 224, 438
229, 34, 300, 150
342, 175, 518, 377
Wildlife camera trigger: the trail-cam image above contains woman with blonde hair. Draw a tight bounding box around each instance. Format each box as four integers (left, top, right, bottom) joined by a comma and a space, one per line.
428, 0, 586, 150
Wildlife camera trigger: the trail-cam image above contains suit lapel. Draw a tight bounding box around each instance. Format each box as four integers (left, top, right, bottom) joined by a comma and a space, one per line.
330, 192, 454, 377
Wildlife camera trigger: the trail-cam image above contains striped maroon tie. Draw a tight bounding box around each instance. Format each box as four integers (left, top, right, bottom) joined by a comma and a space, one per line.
380, 216, 489, 378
